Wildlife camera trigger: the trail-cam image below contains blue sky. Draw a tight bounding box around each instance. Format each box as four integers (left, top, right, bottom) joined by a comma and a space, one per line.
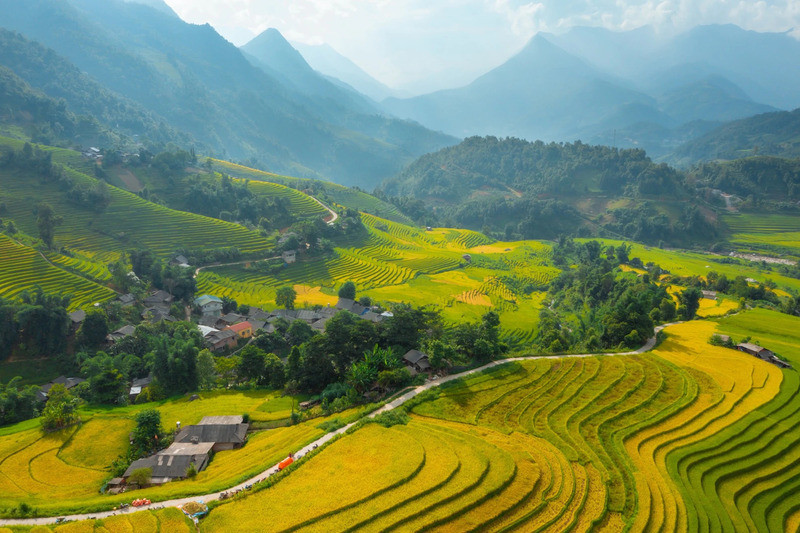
163, 0, 800, 93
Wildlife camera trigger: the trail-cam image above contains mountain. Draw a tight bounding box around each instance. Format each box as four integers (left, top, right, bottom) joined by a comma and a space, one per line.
383, 35, 654, 142
0, 28, 191, 148
292, 42, 402, 102
668, 108, 800, 166
0, 0, 455, 188
385, 25, 792, 159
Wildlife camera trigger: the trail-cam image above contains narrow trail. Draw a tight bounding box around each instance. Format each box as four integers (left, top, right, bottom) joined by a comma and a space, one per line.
0, 323, 677, 526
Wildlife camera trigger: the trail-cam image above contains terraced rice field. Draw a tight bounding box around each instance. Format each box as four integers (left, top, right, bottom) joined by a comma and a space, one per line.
208, 159, 414, 225
0, 390, 365, 517
0, 235, 116, 310
233, 178, 329, 219
200, 313, 800, 532
0, 165, 272, 262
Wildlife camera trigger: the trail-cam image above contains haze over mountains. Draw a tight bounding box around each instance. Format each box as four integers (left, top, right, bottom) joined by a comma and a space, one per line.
0, 0, 455, 188
1, 0, 799, 190
382, 24, 798, 160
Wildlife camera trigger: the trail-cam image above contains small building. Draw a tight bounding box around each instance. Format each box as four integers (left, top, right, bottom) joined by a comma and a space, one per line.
129, 376, 153, 403
226, 321, 253, 339
737, 343, 774, 360
296, 309, 321, 323
144, 290, 174, 310
197, 325, 219, 338
141, 307, 176, 324
403, 349, 432, 374
462, 254, 472, 262
206, 329, 237, 352
194, 295, 223, 318
701, 290, 718, 300
282, 250, 297, 264
124, 441, 213, 485
107, 325, 136, 343
311, 317, 329, 332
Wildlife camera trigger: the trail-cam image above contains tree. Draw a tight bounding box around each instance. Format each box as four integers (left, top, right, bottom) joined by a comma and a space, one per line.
263, 353, 286, 389
338, 281, 356, 300
286, 346, 302, 384
286, 319, 314, 347
678, 287, 703, 320
275, 286, 296, 310
89, 367, 126, 405
36, 202, 62, 248
346, 360, 376, 394
215, 355, 240, 388
77, 310, 109, 350
40, 384, 79, 431
425, 339, 457, 370
238, 345, 266, 383
196, 349, 217, 390
131, 409, 165, 457
128, 467, 152, 486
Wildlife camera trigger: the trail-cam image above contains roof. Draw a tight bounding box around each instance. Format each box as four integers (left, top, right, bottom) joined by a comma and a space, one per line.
199, 415, 243, 425
194, 295, 223, 307
227, 321, 253, 334
117, 293, 136, 305
124, 453, 205, 480
176, 424, 249, 446
160, 441, 215, 456
738, 342, 770, 353
403, 350, 429, 365
172, 255, 189, 264
296, 310, 321, 322
336, 298, 355, 311
111, 325, 136, 337
69, 310, 86, 324
199, 315, 220, 328
311, 317, 329, 331
41, 376, 85, 394
131, 376, 152, 388
248, 319, 266, 331
144, 290, 173, 305
207, 329, 236, 343
219, 312, 246, 324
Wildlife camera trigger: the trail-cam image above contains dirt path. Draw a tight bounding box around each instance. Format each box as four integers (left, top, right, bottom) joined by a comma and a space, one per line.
0, 323, 677, 526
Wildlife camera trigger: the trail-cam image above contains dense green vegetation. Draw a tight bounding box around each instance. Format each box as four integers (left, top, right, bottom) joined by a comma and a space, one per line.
381, 136, 720, 245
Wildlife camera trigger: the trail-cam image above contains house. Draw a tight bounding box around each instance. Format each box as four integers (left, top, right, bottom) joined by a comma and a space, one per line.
216, 312, 246, 329
282, 250, 297, 264
69, 309, 86, 330
123, 441, 214, 485
462, 254, 472, 262
737, 343, 774, 360
117, 293, 136, 307
198, 315, 220, 328
248, 308, 271, 322
107, 325, 136, 342
206, 329, 237, 352
311, 317, 329, 332
701, 290, 718, 300
226, 321, 253, 339
403, 349, 432, 374
176, 419, 249, 451
248, 319, 267, 332
129, 376, 153, 403
144, 290, 174, 310
37, 376, 86, 402
194, 295, 223, 318
362, 311, 383, 323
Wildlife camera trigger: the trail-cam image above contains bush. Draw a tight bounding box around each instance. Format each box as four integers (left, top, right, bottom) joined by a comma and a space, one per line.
370, 410, 410, 428
128, 467, 152, 486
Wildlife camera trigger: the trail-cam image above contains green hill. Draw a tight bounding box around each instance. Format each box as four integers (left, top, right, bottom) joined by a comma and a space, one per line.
0, 138, 273, 262
669, 108, 800, 166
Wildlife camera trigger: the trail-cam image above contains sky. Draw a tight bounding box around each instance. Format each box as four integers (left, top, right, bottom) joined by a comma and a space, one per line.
162, 0, 800, 93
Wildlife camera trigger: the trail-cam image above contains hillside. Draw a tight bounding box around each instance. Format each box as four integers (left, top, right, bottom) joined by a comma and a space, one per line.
669, 108, 800, 165
381, 136, 718, 245
0, 0, 456, 188
0, 28, 191, 149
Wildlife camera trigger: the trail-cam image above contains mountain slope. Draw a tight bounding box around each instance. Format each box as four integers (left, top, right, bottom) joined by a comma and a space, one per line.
383, 35, 654, 141
669, 108, 800, 165
292, 42, 401, 102
0, 28, 190, 148
0, 0, 455, 188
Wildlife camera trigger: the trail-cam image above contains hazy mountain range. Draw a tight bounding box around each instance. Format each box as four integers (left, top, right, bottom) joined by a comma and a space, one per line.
381, 24, 799, 160
0, 0, 455, 188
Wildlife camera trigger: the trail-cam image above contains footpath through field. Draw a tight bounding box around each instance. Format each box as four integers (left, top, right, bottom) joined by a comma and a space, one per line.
0, 323, 676, 527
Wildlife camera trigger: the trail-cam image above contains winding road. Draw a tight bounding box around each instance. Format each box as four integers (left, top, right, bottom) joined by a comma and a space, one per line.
0, 324, 675, 527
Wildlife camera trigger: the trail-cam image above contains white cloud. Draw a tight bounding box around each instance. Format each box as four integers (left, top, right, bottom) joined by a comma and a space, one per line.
163, 0, 800, 91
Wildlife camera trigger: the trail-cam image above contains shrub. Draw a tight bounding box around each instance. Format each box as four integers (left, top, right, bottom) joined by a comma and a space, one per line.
128, 467, 152, 486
